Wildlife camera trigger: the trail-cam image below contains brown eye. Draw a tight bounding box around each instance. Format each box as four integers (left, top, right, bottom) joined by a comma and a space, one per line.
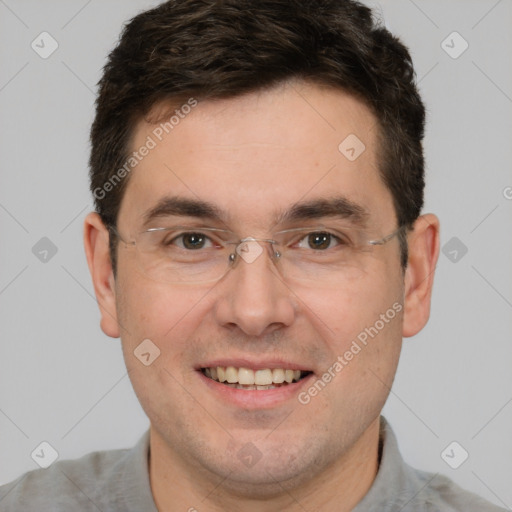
307, 232, 332, 250
182, 233, 207, 249
170, 232, 212, 250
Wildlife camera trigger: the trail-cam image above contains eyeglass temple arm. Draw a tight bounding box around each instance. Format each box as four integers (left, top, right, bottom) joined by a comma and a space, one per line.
368, 225, 407, 246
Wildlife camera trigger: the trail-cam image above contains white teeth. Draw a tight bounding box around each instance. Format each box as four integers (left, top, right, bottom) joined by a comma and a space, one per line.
225, 366, 238, 383
238, 367, 255, 385
254, 369, 273, 385
202, 366, 308, 387
272, 368, 285, 383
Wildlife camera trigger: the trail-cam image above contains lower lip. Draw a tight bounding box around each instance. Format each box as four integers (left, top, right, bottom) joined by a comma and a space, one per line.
198, 371, 314, 409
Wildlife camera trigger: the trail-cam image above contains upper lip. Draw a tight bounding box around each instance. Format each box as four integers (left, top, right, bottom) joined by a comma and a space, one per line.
196, 358, 314, 372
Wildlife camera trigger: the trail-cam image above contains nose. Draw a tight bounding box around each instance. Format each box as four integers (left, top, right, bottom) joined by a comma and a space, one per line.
212, 238, 296, 337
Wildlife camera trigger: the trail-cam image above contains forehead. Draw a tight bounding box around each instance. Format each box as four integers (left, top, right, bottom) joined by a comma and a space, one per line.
118, 81, 393, 232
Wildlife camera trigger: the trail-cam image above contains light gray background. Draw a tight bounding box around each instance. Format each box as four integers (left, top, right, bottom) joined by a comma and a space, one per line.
0, 0, 511, 508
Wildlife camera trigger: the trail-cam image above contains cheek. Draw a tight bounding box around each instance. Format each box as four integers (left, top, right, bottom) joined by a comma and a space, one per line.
115, 266, 212, 354
115, 274, 213, 407
300, 267, 402, 347
298, 264, 404, 409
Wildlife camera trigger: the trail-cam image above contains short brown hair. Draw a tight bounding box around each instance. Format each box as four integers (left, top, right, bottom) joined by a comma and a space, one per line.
89, 0, 426, 269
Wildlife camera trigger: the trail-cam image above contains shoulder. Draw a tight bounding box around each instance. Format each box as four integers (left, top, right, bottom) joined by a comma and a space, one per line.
404, 464, 508, 512
0, 446, 131, 512
366, 417, 508, 512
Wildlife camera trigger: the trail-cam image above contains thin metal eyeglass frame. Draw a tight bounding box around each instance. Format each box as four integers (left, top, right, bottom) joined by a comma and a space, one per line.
107, 223, 406, 283
108, 223, 406, 254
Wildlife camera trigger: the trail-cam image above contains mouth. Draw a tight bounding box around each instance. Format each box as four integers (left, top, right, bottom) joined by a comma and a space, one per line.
200, 366, 313, 390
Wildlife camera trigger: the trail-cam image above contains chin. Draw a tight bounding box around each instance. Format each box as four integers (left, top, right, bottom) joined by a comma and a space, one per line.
196, 434, 331, 497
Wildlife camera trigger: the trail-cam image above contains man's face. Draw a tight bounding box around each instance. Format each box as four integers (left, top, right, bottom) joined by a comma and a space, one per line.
112, 82, 406, 490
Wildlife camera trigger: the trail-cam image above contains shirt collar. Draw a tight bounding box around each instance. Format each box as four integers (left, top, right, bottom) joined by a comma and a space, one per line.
117, 429, 158, 512
353, 415, 431, 512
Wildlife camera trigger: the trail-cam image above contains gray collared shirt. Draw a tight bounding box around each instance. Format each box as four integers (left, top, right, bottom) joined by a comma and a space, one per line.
0, 416, 506, 511
354, 417, 507, 512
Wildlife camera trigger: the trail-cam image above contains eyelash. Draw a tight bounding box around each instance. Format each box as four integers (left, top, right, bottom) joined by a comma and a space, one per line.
166, 230, 348, 251
169, 232, 217, 249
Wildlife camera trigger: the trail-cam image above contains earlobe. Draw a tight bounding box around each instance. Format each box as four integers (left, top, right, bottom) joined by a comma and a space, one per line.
402, 214, 440, 338
83, 212, 121, 339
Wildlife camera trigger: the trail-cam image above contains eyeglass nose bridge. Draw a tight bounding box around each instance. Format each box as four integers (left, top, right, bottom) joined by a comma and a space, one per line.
228, 236, 282, 266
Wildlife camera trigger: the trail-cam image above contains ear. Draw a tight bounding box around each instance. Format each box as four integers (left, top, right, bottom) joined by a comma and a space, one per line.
402, 213, 440, 338
83, 212, 120, 338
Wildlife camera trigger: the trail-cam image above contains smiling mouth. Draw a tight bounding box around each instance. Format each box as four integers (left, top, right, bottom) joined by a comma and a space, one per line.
201, 366, 313, 390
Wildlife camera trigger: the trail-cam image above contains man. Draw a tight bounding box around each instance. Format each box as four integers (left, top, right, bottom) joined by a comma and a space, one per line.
0, 0, 506, 510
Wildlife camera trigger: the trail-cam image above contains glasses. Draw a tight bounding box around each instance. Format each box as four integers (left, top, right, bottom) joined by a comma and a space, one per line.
109, 223, 404, 286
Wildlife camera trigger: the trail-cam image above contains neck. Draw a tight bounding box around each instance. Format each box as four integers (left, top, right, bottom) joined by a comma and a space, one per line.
148, 417, 381, 512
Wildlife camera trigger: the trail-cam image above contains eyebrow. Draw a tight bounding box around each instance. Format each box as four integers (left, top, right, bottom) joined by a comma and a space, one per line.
141, 195, 370, 229
142, 196, 227, 226
276, 196, 369, 227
